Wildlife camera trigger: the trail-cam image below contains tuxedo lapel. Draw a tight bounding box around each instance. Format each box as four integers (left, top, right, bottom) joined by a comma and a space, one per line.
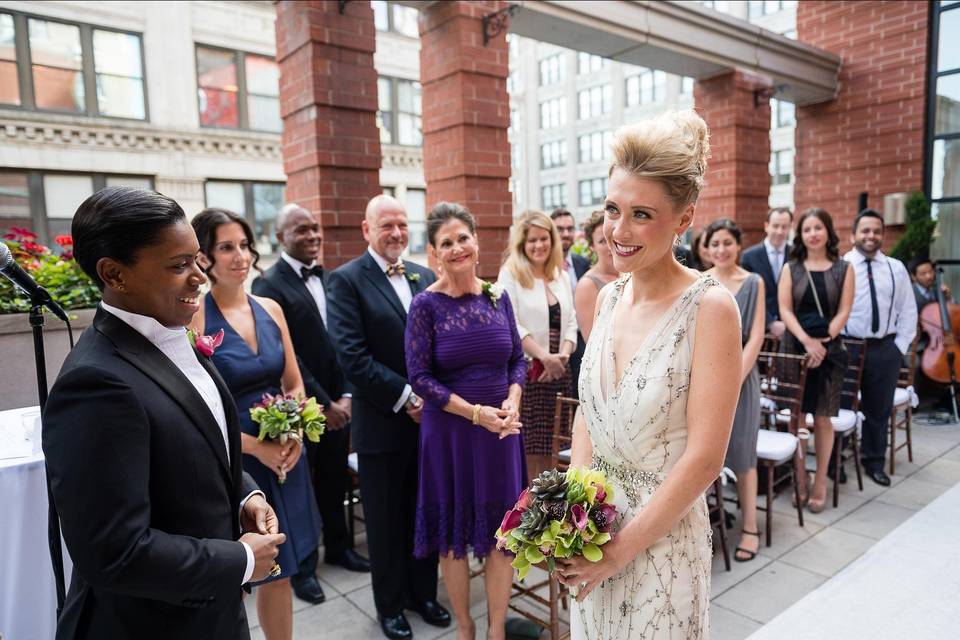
276, 259, 324, 324
94, 310, 232, 483
361, 252, 407, 321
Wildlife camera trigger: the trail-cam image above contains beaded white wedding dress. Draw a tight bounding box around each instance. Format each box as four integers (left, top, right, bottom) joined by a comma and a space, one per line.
572, 273, 718, 640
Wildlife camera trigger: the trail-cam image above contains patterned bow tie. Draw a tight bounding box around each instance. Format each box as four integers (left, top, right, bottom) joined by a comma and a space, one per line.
386, 262, 406, 277
300, 265, 324, 281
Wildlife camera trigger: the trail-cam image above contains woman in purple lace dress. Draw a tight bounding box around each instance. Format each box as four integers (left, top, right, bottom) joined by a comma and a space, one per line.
405, 203, 527, 640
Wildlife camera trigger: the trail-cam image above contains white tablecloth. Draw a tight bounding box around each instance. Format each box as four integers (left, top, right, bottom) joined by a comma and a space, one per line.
0, 406, 72, 640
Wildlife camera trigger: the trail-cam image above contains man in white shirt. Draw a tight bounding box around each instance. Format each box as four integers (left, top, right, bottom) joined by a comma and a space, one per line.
741, 207, 793, 337
843, 209, 917, 485
550, 208, 590, 397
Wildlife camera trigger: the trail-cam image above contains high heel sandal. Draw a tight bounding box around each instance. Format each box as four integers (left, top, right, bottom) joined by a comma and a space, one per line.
733, 530, 760, 563
808, 484, 828, 514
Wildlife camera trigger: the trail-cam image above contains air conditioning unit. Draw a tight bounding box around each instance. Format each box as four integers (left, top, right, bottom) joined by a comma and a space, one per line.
883, 192, 907, 225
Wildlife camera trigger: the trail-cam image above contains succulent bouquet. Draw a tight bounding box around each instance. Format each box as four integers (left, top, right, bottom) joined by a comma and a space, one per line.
495, 467, 618, 581
249, 393, 326, 483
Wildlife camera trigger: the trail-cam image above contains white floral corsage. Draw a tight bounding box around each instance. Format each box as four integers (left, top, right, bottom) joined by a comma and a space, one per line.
481, 281, 504, 308
407, 271, 421, 283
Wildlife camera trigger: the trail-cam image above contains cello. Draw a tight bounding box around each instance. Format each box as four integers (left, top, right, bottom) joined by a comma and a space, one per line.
919, 264, 960, 420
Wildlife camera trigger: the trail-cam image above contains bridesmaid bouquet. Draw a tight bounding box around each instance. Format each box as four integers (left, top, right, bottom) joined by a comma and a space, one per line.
249, 393, 326, 483
495, 467, 618, 581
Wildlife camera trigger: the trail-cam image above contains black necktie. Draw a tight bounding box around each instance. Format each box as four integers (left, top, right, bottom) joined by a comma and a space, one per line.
300, 265, 324, 281
866, 258, 880, 333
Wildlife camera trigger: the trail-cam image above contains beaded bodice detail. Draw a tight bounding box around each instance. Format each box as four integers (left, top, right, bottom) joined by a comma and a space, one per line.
572, 273, 718, 640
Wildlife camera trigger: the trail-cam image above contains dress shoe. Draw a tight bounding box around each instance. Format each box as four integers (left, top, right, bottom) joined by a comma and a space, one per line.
867, 468, 891, 486
325, 548, 371, 573
290, 574, 326, 604
379, 614, 413, 640
405, 599, 452, 627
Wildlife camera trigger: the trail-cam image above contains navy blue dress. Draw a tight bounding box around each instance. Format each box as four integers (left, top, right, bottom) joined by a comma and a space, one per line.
205, 295, 321, 583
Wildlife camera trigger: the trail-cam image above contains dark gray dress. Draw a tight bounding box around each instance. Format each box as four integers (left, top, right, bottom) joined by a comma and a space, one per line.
725, 273, 761, 472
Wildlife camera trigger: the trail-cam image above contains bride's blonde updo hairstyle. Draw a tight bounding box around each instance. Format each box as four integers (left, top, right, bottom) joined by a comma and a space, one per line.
608, 110, 711, 211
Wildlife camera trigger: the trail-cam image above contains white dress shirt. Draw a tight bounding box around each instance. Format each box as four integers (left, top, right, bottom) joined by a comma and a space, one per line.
280, 251, 327, 327
842, 250, 918, 354
564, 254, 578, 296
366, 246, 415, 412
764, 238, 787, 282
100, 301, 259, 584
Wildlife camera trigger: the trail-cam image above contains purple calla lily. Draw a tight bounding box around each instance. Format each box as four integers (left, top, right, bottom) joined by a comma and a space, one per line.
500, 508, 524, 534
571, 503, 589, 531
592, 482, 606, 503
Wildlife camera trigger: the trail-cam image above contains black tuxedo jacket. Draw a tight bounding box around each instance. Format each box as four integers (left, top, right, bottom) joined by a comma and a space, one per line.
571, 252, 590, 281
252, 259, 345, 405
741, 242, 790, 327
326, 252, 436, 454
42, 308, 257, 640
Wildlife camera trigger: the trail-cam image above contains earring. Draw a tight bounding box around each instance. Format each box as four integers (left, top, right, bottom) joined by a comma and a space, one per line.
116, 284, 125, 292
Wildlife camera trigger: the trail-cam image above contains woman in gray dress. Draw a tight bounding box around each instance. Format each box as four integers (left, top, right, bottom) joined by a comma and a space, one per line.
705, 218, 765, 562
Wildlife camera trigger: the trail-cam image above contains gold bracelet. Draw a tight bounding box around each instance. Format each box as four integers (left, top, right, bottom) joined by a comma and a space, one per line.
471, 404, 482, 425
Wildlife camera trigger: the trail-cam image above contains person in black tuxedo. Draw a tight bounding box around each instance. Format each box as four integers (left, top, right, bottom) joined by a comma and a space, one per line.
550, 208, 590, 396
326, 195, 450, 640
42, 187, 285, 640
252, 204, 370, 605
741, 207, 793, 338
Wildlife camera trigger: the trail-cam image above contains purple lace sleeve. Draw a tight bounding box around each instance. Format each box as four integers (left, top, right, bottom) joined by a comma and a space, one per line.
502, 293, 527, 387
404, 294, 454, 409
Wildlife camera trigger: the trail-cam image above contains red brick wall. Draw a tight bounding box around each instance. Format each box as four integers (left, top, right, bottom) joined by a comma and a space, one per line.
795, 0, 929, 251
695, 70, 773, 247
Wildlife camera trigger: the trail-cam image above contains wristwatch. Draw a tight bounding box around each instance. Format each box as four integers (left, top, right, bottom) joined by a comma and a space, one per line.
405, 392, 422, 410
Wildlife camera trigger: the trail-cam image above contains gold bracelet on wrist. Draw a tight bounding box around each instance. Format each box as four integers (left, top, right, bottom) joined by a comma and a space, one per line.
471, 404, 482, 425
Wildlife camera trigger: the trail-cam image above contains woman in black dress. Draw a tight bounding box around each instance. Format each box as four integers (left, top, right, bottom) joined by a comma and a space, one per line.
778, 208, 855, 513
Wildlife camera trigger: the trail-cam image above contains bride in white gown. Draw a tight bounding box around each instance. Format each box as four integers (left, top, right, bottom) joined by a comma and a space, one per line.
558, 111, 742, 639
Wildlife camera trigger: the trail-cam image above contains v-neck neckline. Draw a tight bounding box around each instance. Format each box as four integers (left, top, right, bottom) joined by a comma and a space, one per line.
212, 294, 261, 358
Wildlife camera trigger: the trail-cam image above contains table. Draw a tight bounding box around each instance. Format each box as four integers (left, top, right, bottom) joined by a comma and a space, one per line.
0, 406, 72, 640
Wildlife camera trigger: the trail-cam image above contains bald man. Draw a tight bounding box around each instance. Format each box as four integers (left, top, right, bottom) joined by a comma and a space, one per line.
326, 196, 448, 640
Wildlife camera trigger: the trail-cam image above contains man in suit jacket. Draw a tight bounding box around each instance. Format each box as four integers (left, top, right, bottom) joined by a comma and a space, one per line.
550, 208, 590, 396
42, 189, 284, 639
326, 195, 450, 640
741, 206, 793, 337
252, 204, 370, 605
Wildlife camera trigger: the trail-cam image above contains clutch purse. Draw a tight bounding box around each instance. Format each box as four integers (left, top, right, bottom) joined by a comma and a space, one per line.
526, 358, 544, 383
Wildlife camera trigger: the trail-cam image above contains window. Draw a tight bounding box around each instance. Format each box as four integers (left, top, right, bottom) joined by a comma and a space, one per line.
578, 130, 613, 164
372, 1, 419, 37
539, 54, 564, 86
539, 97, 566, 129
625, 70, 665, 106
680, 76, 694, 97
0, 172, 32, 232
511, 142, 521, 170
541, 183, 566, 210
0, 12, 146, 118
205, 180, 285, 255
577, 84, 611, 120
540, 140, 567, 169
769, 150, 794, 186
577, 52, 607, 75
748, 0, 795, 18
698, 0, 731, 12
377, 76, 422, 145
197, 45, 280, 132
509, 108, 520, 138
578, 177, 607, 206
403, 188, 427, 254
771, 98, 795, 128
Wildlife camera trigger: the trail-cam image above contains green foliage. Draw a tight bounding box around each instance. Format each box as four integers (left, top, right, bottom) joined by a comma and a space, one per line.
570, 237, 596, 265
0, 228, 100, 315
890, 192, 937, 263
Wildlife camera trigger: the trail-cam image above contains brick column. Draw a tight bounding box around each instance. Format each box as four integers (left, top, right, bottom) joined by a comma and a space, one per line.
694, 71, 772, 246
275, 0, 381, 267
419, 1, 512, 279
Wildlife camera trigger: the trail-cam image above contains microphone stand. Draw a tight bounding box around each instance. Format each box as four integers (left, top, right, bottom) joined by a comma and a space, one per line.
30, 296, 67, 618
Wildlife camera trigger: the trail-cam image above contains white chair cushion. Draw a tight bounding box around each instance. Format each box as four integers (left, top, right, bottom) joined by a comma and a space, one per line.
558, 448, 571, 462
893, 387, 910, 406
778, 408, 858, 433
347, 451, 359, 473
756, 429, 798, 464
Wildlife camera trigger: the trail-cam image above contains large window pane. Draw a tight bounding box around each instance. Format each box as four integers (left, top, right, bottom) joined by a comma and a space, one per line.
372, 1, 389, 31
30, 19, 84, 112
197, 47, 238, 127
939, 8, 960, 72
245, 55, 279, 97
105, 175, 153, 190
931, 201, 960, 296
93, 30, 142, 77
96, 75, 145, 119
404, 188, 426, 254
252, 182, 284, 254
932, 138, 960, 199
0, 172, 31, 233
377, 77, 393, 143
43, 174, 93, 239
0, 14, 18, 105
205, 181, 246, 215
397, 80, 421, 115
935, 73, 960, 135
391, 5, 418, 37
248, 95, 281, 132
198, 88, 238, 127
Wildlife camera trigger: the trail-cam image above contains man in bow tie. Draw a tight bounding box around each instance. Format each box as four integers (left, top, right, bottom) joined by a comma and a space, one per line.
252, 204, 370, 606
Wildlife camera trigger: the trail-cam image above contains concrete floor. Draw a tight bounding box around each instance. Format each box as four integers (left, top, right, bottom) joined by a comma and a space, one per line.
247, 415, 960, 640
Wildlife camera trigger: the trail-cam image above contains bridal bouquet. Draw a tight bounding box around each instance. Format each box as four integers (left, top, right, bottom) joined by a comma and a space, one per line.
495, 467, 618, 581
249, 393, 326, 483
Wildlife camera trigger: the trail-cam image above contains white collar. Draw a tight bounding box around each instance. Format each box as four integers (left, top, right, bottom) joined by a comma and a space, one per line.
367, 246, 402, 274
846, 249, 887, 265
100, 301, 187, 348
763, 238, 787, 254
280, 251, 317, 273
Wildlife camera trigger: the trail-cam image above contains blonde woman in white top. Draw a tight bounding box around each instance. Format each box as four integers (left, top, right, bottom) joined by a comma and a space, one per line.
497, 210, 578, 479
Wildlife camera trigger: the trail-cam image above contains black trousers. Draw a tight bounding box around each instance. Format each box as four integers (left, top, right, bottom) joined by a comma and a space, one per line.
859, 337, 902, 472
359, 446, 438, 617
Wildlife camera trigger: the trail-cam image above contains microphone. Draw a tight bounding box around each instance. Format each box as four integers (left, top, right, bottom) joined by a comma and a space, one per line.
0, 242, 69, 322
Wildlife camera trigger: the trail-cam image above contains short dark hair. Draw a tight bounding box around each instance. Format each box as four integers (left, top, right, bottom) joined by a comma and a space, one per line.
426, 202, 476, 247
853, 207, 884, 233
581, 210, 605, 246
550, 208, 575, 222
72, 187, 186, 290
907, 255, 933, 276
767, 207, 793, 222
192, 208, 262, 284
703, 217, 742, 248
790, 207, 840, 262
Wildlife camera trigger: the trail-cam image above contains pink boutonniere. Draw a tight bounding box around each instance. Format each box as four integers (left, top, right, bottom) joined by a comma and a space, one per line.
187, 328, 224, 357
